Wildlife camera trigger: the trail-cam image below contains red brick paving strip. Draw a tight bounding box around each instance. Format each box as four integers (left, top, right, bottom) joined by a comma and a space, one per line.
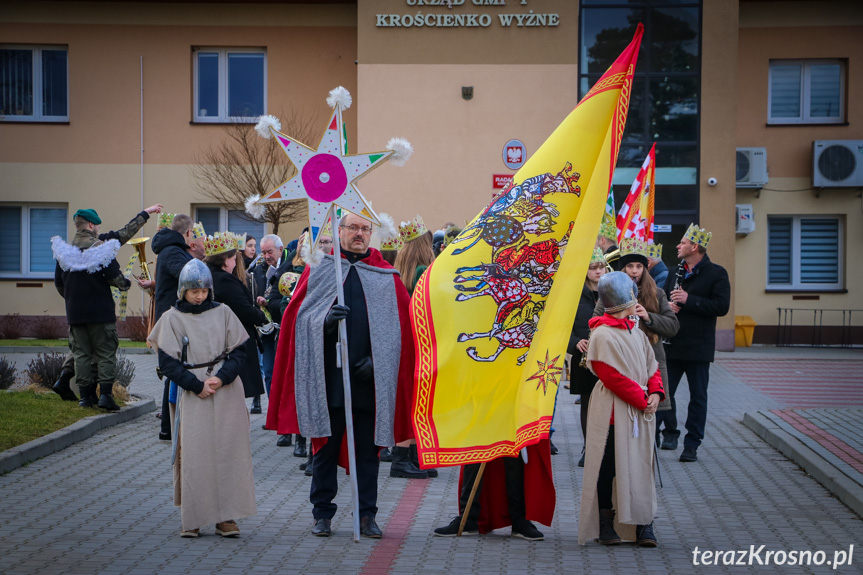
772, 409, 863, 474
361, 480, 429, 574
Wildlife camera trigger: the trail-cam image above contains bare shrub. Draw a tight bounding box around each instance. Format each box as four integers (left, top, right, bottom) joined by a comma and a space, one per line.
0, 356, 17, 390
32, 315, 65, 340
124, 314, 149, 342
1, 313, 22, 339
115, 351, 136, 388
26, 353, 66, 389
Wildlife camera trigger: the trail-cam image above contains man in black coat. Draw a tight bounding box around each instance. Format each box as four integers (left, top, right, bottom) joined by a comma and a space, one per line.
149, 214, 205, 439
657, 225, 730, 463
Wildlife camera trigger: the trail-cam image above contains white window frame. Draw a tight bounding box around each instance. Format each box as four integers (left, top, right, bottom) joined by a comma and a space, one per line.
0, 44, 69, 122
0, 203, 68, 279
192, 47, 267, 123
766, 215, 844, 291
768, 59, 846, 125
193, 205, 266, 236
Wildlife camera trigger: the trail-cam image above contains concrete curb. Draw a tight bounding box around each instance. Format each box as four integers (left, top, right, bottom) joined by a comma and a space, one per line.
0, 395, 156, 475
1, 346, 153, 355
743, 411, 863, 518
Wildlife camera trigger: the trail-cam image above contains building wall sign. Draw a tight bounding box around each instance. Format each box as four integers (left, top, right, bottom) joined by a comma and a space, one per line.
376, 1, 560, 29
502, 139, 526, 169
493, 174, 514, 189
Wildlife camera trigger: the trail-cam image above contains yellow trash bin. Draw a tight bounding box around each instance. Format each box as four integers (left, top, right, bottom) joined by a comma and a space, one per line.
734, 315, 757, 347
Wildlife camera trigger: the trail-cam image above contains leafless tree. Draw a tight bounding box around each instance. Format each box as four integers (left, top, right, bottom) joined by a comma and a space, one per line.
191, 109, 319, 235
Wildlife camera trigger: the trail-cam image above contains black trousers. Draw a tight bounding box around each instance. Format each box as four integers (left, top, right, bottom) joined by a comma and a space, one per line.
160, 379, 171, 436
597, 425, 616, 509
310, 406, 379, 520
656, 360, 710, 450
459, 456, 525, 524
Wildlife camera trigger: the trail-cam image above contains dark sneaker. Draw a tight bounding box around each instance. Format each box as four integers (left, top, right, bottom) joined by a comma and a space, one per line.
311, 518, 331, 537
679, 447, 698, 462
433, 516, 478, 537
636, 522, 658, 547
660, 437, 678, 451
360, 516, 382, 538
549, 441, 559, 455
512, 520, 544, 541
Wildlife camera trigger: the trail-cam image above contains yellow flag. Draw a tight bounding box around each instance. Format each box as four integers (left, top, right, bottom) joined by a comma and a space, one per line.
411, 25, 644, 468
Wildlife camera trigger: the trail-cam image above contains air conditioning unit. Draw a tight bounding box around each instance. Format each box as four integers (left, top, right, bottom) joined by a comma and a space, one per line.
813, 140, 863, 188
736, 147, 768, 188
735, 204, 755, 235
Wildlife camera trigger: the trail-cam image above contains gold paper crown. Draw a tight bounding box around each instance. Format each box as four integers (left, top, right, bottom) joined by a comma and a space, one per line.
380, 234, 404, 251
684, 223, 712, 249
399, 215, 428, 243
278, 271, 301, 297
156, 212, 176, 231
646, 243, 662, 259
191, 222, 206, 240
204, 231, 245, 256
599, 217, 618, 242
590, 247, 605, 264
619, 237, 647, 258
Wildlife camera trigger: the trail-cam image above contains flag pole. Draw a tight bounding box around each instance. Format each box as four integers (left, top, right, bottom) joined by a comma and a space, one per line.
458, 461, 486, 536
330, 207, 361, 543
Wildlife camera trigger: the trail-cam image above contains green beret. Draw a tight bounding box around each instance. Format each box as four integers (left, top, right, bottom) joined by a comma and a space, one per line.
73, 209, 101, 225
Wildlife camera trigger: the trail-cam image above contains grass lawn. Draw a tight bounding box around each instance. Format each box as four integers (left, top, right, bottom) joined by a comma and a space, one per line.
0, 391, 113, 452
0, 339, 147, 348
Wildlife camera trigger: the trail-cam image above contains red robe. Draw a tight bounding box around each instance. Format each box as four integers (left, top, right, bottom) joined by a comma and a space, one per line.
265, 248, 416, 461
457, 442, 556, 533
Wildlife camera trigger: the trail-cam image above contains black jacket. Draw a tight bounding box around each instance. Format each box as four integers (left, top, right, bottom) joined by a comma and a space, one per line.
663, 254, 731, 363
157, 300, 246, 395
152, 228, 192, 322
247, 248, 293, 325
209, 265, 267, 398
54, 230, 131, 326
568, 283, 599, 395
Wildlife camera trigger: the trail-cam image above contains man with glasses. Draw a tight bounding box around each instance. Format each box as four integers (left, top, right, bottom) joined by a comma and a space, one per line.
267, 213, 416, 539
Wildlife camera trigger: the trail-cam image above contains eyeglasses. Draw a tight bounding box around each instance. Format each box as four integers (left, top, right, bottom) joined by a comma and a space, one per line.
340, 225, 372, 235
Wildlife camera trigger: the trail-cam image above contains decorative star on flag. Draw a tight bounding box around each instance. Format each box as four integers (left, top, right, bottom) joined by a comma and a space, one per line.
526, 350, 563, 395
248, 87, 413, 249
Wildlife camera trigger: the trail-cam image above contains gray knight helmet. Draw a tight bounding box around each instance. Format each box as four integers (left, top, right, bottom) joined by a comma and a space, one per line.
177, 258, 213, 300
598, 271, 638, 314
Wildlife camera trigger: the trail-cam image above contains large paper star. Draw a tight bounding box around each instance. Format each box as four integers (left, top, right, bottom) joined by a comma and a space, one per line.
526, 350, 563, 395
256, 103, 392, 248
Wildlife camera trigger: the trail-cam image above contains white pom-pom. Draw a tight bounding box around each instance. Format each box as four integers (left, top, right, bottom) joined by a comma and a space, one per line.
386, 137, 413, 167
301, 234, 325, 267
326, 86, 352, 111
244, 195, 266, 220
372, 213, 399, 244
255, 115, 281, 139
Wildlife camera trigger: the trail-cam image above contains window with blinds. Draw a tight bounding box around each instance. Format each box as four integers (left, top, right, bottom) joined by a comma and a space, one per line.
195, 206, 265, 241
767, 215, 843, 290
0, 45, 68, 122
0, 205, 67, 278
768, 60, 845, 125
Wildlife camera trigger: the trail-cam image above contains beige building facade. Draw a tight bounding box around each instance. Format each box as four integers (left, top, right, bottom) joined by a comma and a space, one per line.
0, 0, 860, 346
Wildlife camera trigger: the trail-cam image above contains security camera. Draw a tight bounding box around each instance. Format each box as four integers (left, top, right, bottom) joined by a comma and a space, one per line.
707, 177, 718, 186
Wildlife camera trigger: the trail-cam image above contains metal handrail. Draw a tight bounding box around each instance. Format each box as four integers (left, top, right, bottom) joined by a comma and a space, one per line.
776, 308, 863, 348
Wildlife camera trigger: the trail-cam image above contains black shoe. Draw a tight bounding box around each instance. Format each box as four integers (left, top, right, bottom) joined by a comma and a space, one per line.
512, 519, 544, 541
577, 452, 585, 468
53, 370, 78, 401
389, 446, 428, 479
660, 437, 678, 451
636, 522, 658, 547
250, 395, 262, 414
304, 455, 315, 477
434, 516, 478, 537
293, 436, 307, 458
276, 435, 292, 447
598, 509, 621, 545
360, 516, 382, 538
410, 444, 437, 477
379, 447, 393, 462
98, 394, 121, 411
550, 440, 559, 455
679, 447, 698, 462
78, 386, 97, 408
311, 518, 331, 537
158, 432, 171, 441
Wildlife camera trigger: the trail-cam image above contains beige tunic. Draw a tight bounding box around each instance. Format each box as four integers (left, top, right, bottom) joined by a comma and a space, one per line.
578, 321, 659, 545
148, 304, 256, 531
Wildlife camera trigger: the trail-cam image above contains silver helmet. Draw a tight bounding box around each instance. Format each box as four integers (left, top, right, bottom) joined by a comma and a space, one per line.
177, 258, 213, 300
598, 271, 638, 314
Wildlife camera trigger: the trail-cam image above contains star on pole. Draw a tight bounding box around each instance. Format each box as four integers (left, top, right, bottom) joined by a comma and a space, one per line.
251, 88, 411, 249
526, 350, 563, 395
